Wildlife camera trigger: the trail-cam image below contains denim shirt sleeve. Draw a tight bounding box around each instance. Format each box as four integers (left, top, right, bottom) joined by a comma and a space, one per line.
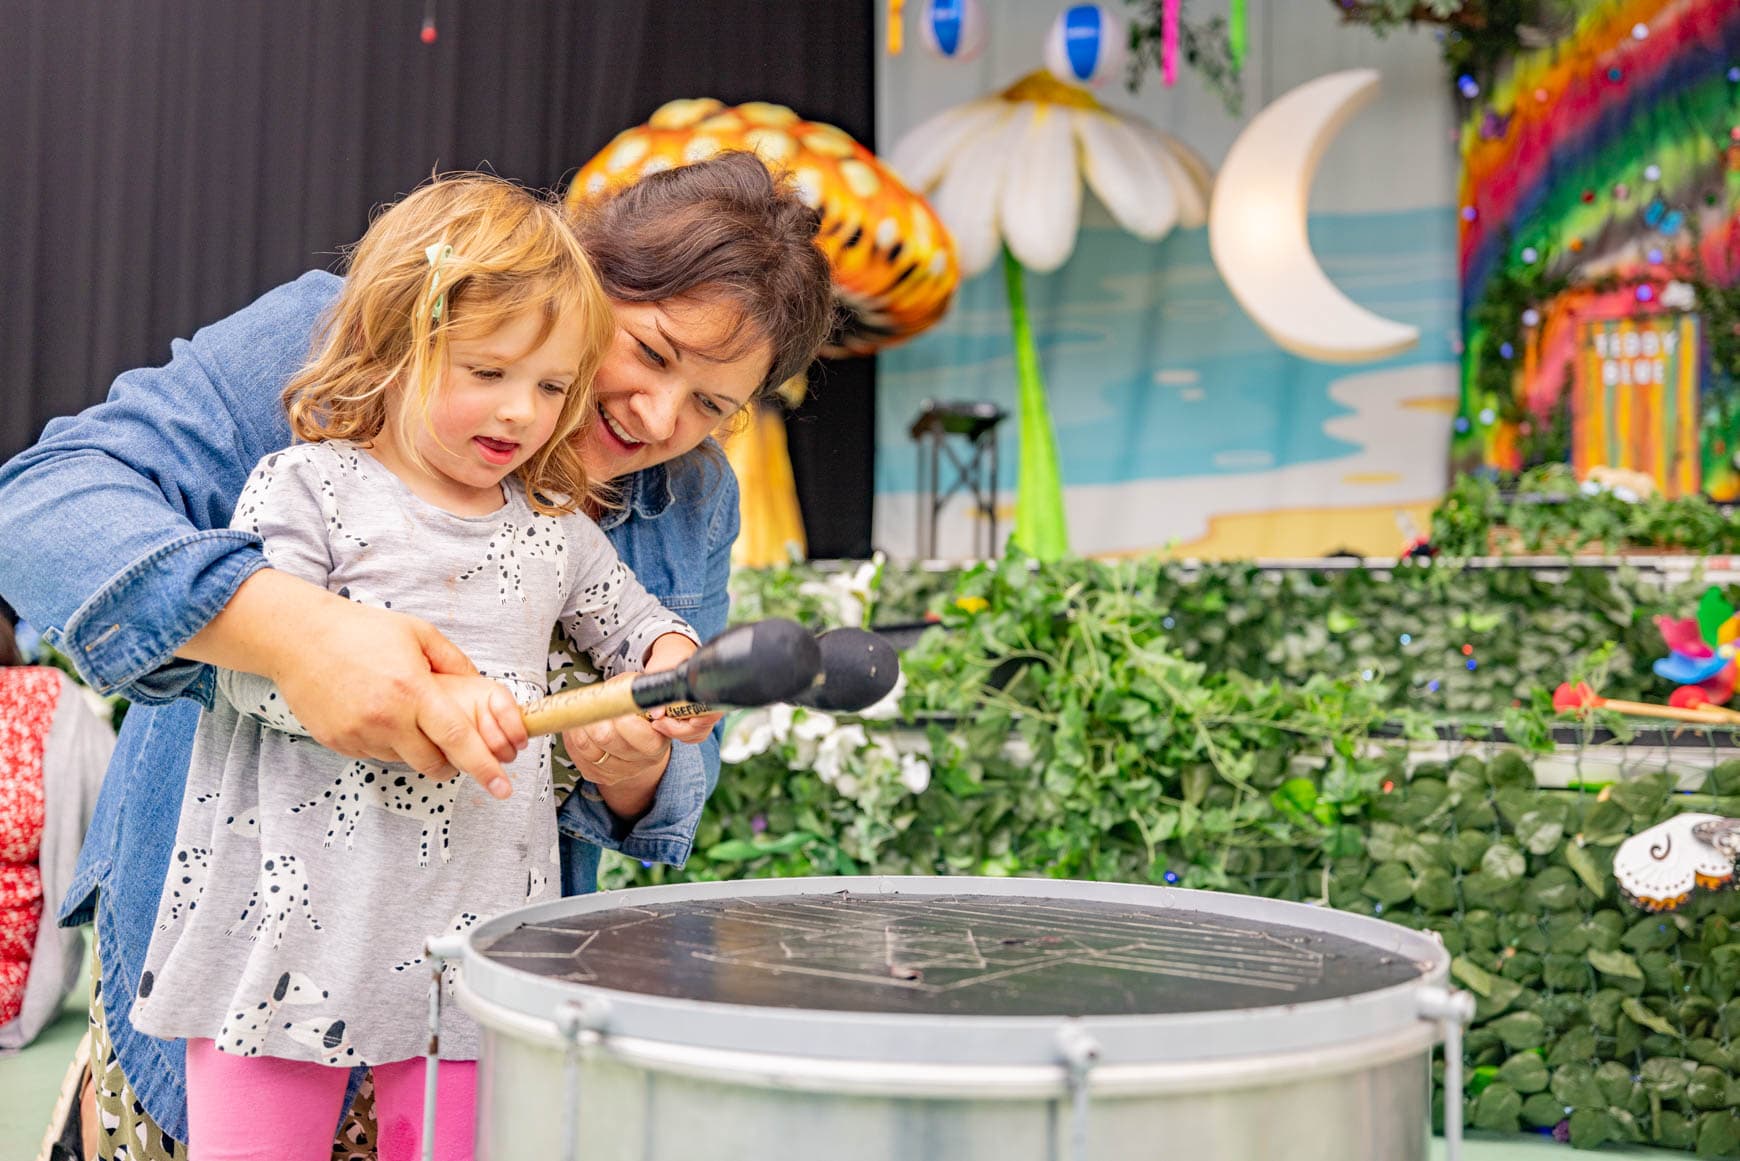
0, 273, 338, 705
557, 463, 739, 866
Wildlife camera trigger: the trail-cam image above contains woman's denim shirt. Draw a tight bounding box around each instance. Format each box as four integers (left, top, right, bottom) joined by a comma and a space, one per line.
0, 271, 735, 1141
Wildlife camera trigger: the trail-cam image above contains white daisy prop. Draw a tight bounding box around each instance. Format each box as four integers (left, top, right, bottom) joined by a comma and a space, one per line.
890, 71, 1212, 559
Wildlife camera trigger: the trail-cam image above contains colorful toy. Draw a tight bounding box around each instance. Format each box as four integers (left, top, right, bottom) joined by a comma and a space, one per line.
1652, 587, 1740, 708
1613, 813, 1740, 912
1552, 681, 1740, 726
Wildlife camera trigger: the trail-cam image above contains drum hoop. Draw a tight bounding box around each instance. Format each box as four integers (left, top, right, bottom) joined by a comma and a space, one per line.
459, 876, 1449, 1069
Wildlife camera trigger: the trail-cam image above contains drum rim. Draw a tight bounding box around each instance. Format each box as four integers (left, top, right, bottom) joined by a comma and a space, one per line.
456, 876, 1450, 1068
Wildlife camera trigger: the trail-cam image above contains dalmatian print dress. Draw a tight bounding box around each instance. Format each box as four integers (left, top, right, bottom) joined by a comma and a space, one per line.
132, 440, 694, 1066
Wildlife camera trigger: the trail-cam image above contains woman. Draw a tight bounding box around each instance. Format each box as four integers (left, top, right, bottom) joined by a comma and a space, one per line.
0, 152, 833, 1159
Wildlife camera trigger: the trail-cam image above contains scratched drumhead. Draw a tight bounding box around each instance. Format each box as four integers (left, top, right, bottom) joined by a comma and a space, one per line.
476, 892, 1428, 1016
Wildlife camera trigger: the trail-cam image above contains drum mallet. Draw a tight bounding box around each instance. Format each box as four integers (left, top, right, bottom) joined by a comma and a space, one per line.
653, 626, 901, 720
521, 617, 822, 735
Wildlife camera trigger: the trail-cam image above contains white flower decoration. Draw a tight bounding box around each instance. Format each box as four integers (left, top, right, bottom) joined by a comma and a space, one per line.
813, 724, 870, 785
796, 553, 885, 629
899, 752, 932, 795
890, 71, 1212, 278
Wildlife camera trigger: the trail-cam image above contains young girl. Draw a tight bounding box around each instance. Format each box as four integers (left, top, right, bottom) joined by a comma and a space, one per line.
130, 174, 697, 1160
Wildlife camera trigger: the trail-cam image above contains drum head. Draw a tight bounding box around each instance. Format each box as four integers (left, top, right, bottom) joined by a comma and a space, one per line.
478, 890, 1424, 1017
460, 877, 1447, 1068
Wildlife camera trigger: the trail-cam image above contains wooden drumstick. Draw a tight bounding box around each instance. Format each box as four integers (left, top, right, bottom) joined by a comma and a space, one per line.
520, 619, 819, 738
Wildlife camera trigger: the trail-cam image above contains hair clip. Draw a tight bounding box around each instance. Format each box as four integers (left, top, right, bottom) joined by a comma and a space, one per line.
424, 241, 454, 322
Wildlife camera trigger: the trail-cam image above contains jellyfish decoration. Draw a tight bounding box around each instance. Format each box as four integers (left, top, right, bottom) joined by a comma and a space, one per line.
570, 99, 959, 360
570, 100, 961, 566
1653, 587, 1740, 708
920, 0, 988, 62
1044, 3, 1127, 88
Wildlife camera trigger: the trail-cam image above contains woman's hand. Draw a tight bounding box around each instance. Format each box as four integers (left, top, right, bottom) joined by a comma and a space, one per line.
181, 569, 518, 796
560, 632, 721, 819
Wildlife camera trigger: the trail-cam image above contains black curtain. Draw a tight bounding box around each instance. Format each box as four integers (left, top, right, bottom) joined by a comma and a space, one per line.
0, 0, 874, 558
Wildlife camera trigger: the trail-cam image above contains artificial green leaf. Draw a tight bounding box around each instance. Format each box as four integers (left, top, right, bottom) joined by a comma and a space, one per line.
1452, 956, 1496, 997
1588, 947, 1644, 980
1469, 1081, 1523, 1132
1563, 841, 1608, 898
1638, 1056, 1695, 1099
1514, 810, 1565, 855
1450, 829, 1490, 871
1548, 1027, 1597, 1067
1413, 867, 1457, 913
1579, 799, 1633, 845
1621, 998, 1677, 1037
1489, 1010, 1547, 1050
1361, 862, 1415, 906
1480, 841, 1527, 882
1656, 1110, 1696, 1150
703, 839, 764, 861
1497, 1051, 1550, 1094
1705, 760, 1740, 796
1569, 1107, 1616, 1148
1687, 1066, 1731, 1110
1520, 1092, 1566, 1129
1695, 1110, 1740, 1158
1552, 1063, 1605, 1108
1522, 866, 1580, 912
1594, 1060, 1634, 1105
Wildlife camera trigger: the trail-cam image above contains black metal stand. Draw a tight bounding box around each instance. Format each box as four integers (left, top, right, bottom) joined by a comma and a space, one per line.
910, 400, 1006, 560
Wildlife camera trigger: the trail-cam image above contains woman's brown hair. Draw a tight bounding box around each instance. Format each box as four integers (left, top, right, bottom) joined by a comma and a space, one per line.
570, 152, 836, 400
285, 174, 615, 514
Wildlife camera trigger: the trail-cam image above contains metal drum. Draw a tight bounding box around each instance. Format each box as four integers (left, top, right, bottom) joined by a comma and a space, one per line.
442, 876, 1469, 1161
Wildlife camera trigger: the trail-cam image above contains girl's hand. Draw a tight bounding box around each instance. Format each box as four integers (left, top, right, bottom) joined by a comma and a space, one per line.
430, 674, 529, 795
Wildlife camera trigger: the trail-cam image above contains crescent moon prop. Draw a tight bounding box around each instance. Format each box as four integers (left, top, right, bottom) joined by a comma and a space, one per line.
1208, 69, 1420, 364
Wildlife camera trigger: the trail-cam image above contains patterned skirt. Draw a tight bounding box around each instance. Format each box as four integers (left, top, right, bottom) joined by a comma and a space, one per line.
85, 931, 377, 1161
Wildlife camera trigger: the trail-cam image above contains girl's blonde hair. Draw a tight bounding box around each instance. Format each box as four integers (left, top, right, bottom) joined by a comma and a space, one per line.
285, 174, 614, 514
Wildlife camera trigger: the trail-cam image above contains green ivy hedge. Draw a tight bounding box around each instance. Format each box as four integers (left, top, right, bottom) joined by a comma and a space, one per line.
1430, 465, 1740, 559
644, 553, 1740, 1154
731, 554, 1716, 717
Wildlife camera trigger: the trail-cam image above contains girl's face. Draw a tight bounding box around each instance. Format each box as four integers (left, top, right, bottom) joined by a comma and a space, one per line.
377, 306, 584, 514
578, 298, 774, 484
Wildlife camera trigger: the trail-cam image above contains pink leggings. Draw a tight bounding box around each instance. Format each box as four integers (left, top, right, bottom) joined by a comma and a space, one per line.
185, 1038, 477, 1161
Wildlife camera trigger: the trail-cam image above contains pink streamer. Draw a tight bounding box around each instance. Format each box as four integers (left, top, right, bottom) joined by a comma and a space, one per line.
1161, 0, 1180, 86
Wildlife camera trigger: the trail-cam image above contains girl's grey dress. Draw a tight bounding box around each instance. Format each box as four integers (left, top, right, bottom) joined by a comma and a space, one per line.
132, 440, 693, 1066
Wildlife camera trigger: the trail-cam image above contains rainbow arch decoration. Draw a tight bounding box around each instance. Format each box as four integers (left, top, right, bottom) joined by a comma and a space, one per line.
1452, 0, 1740, 498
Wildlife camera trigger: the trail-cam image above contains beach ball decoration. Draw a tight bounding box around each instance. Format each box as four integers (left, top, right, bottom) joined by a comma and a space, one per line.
1045, 4, 1127, 88
1653, 587, 1740, 707
920, 0, 987, 62
570, 100, 959, 358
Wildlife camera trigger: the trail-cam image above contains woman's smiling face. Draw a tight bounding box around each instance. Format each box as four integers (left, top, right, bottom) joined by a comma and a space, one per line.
577, 298, 774, 484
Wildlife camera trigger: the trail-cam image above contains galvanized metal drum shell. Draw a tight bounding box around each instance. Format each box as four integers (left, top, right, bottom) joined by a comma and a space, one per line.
455, 876, 1451, 1161
472, 1029, 1430, 1161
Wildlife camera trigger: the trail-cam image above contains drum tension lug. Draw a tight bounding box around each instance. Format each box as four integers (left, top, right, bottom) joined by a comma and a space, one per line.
1417, 987, 1476, 1161
1056, 1024, 1101, 1161
556, 998, 613, 1161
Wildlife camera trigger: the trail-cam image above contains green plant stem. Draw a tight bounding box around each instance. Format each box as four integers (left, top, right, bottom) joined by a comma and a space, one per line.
1004, 247, 1069, 561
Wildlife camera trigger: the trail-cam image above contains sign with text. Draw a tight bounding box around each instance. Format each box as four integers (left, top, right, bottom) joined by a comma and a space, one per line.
1572, 314, 1702, 498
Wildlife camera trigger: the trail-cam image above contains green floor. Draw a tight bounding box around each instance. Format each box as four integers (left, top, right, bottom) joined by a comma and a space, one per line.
0, 949, 1690, 1160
